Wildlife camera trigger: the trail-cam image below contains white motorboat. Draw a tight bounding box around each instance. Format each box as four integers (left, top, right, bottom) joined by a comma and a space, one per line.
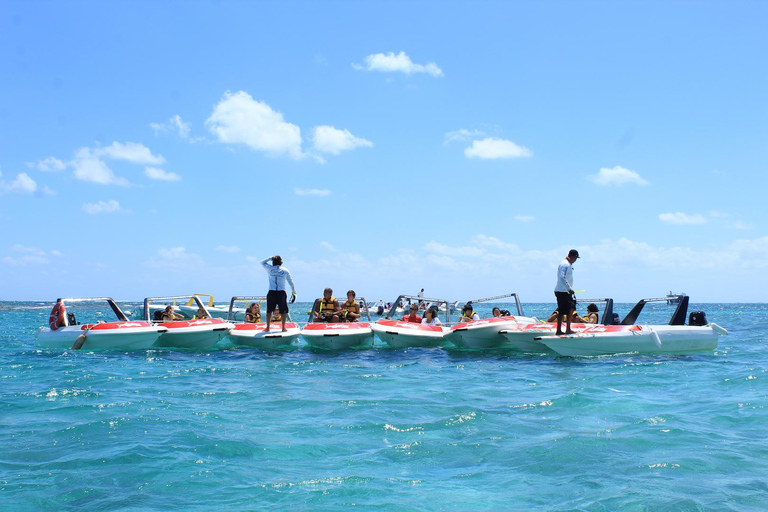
224, 295, 301, 349
143, 295, 234, 349
536, 295, 727, 356
371, 293, 453, 348
37, 297, 167, 350
500, 298, 616, 352
444, 293, 538, 349
301, 295, 374, 349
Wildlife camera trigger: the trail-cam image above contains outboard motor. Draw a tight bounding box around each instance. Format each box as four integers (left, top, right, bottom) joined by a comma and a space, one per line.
612, 313, 621, 325
688, 311, 707, 326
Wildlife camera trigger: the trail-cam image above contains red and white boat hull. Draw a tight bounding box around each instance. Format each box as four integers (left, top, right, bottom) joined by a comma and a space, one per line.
446, 316, 538, 349
228, 322, 301, 350
500, 322, 591, 352
37, 321, 166, 350
153, 318, 234, 349
371, 319, 447, 348
301, 322, 374, 350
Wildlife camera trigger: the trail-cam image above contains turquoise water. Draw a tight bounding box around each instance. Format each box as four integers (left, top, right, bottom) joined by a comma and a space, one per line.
2, 301, 767, 510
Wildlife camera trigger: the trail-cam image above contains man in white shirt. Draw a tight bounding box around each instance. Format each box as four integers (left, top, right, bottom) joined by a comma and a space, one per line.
554, 249, 579, 335
261, 255, 296, 332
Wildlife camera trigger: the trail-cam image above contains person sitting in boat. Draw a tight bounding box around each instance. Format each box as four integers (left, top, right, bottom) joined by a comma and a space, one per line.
424, 307, 442, 325
193, 306, 209, 319
492, 307, 502, 317
583, 303, 599, 324
546, 310, 560, 322
340, 290, 361, 322
459, 304, 479, 323
161, 305, 183, 322
245, 302, 262, 323
402, 304, 423, 323
271, 309, 282, 322
548, 309, 585, 323
313, 287, 341, 323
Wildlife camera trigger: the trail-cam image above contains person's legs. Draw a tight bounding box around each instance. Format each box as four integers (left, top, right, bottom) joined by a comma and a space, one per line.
265, 291, 277, 331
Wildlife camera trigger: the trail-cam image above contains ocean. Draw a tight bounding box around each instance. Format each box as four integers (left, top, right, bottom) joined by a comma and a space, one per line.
1, 301, 767, 511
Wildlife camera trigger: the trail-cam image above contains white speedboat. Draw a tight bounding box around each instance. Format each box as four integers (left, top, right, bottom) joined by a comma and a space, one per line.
444, 293, 537, 349
224, 295, 301, 349
37, 297, 166, 350
500, 298, 616, 352
537, 295, 727, 356
143, 295, 234, 349
371, 293, 453, 348
301, 295, 374, 349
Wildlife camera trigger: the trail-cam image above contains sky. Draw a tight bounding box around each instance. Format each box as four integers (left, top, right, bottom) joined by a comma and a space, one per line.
1, 0, 766, 303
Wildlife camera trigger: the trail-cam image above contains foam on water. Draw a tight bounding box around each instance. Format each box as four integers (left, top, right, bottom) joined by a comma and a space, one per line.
1, 301, 767, 510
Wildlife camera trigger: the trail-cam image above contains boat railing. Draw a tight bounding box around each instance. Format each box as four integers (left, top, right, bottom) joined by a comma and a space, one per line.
574, 297, 615, 325
143, 295, 211, 322
54, 297, 129, 325
307, 296, 371, 323
225, 295, 293, 323
465, 293, 525, 317
384, 294, 453, 324
619, 295, 689, 326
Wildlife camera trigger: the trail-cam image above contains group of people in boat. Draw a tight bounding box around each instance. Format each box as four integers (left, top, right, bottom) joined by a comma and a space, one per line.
311, 288, 362, 323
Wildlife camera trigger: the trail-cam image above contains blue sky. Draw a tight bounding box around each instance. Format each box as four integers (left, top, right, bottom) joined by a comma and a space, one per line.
1, 1, 766, 303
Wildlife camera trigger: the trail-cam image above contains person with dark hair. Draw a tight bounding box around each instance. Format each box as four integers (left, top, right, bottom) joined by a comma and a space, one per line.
245, 302, 261, 323
261, 255, 296, 332
554, 249, 580, 335
424, 307, 442, 325
340, 290, 361, 322
402, 303, 423, 323
492, 307, 502, 317
584, 303, 599, 324
459, 303, 479, 323
161, 305, 183, 322
313, 287, 340, 323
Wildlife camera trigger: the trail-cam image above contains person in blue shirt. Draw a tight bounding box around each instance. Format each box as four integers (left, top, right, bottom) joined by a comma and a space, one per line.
554, 249, 579, 335
260, 255, 296, 332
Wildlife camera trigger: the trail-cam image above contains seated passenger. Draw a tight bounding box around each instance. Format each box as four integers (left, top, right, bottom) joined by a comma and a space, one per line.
271, 309, 282, 322
193, 306, 209, 319
402, 304, 423, 323
492, 307, 502, 317
424, 307, 442, 325
161, 305, 183, 322
571, 310, 586, 323
340, 290, 361, 322
313, 287, 341, 323
245, 302, 262, 323
459, 304, 479, 323
546, 310, 560, 323
583, 303, 599, 324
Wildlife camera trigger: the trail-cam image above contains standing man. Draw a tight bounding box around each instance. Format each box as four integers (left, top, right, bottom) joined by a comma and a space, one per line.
554, 249, 580, 335
261, 255, 296, 332
417, 288, 425, 307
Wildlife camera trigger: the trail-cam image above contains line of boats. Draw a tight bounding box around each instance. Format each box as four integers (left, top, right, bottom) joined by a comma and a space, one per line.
35, 293, 728, 356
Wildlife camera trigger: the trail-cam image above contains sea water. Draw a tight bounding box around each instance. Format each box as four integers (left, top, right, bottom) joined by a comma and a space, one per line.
1, 301, 767, 511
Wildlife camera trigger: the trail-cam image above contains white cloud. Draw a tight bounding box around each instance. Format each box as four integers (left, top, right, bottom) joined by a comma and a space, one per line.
96, 141, 165, 165
146, 247, 205, 271
144, 167, 181, 181
82, 199, 122, 214
295, 188, 331, 197
312, 125, 373, 155
514, 215, 535, 223
150, 114, 191, 139
320, 241, 336, 251
1, 244, 61, 266
28, 156, 66, 172
2, 172, 37, 194
444, 129, 487, 145
464, 138, 532, 159
353, 51, 444, 77
587, 165, 648, 186
659, 212, 707, 225
71, 147, 129, 186
216, 245, 241, 253
205, 90, 303, 159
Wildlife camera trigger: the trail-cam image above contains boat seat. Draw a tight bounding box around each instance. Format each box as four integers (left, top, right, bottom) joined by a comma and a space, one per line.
67, 312, 77, 325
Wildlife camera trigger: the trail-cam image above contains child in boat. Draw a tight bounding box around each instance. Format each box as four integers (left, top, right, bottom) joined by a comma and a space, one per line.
340, 290, 361, 322
245, 302, 261, 323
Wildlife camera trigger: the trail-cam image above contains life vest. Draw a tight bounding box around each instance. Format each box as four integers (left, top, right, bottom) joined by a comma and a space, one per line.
318, 297, 336, 313
49, 302, 65, 330
341, 299, 359, 315
460, 312, 478, 323
246, 311, 262, 323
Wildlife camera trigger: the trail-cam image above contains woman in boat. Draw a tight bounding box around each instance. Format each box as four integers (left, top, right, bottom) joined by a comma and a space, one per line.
161, 305, 183, 322
492, 307, 502, 317
583, 303, 599, 324
402, 304, 423, 324
313, 287, 341, 323
424, 307, 442, 325
245, 302, 261, 323
340, 290, 361, 322
193, 306, 209, 319
459, 304, 479, 323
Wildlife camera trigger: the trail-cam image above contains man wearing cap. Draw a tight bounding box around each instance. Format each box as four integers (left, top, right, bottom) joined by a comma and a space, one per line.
261, 255, 296, 332
554, 249, 580, 335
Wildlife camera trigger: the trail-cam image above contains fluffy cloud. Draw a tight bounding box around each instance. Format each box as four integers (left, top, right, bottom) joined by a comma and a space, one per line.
2, 172, 37, 194
28, 156, 66, 172
216, 245, 241, 253
71, 147, 129, 186
96, 141, 165, 165
464, 138, 532, 159
312, 125, 373, 155
205, 90, 303, 159
659, 212, 707, 225
150, 115, 191, 139
82, 199, 122, 214
1, 244, 61, 266
587, 166, 648, 186
295, 188, 331, 197
144, 167, 181, 181
353, 51, 444, 77
444, 129, 487, 145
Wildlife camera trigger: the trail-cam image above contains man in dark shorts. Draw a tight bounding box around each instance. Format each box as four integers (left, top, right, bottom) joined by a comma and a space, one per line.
554, 249, 580, 335
260, 255, 296, 332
